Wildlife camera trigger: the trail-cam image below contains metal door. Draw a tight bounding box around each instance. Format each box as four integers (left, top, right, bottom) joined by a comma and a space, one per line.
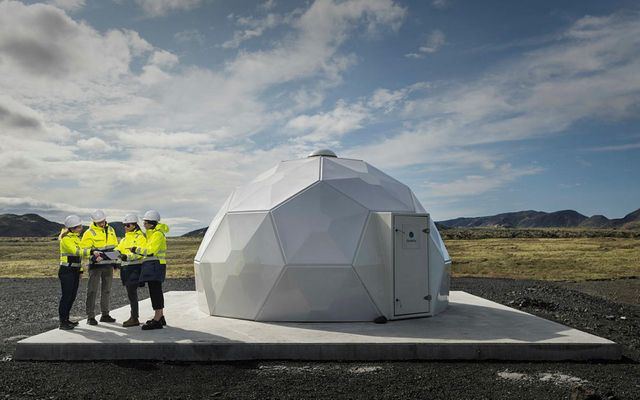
393, 214, 430, 316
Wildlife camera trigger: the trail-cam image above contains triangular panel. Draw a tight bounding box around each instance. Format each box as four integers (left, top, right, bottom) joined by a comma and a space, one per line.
272, 182, 369, 265
195, 192, 233, 262
353, 214, 391, 317
411, 191, 427, 213
228, 158, 320, 212
322, 158, 414, 211
199, 213, 286, 320
256, 265, 379, 321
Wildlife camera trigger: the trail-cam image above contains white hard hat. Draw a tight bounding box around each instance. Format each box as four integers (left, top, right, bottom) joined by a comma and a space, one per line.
91, 209, 106, 222
143, 210, 161, 222
64, 215, 82, 228
123, 214, 138, 224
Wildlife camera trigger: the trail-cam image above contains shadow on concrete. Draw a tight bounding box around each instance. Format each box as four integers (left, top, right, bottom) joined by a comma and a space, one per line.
259, 301, 594, 343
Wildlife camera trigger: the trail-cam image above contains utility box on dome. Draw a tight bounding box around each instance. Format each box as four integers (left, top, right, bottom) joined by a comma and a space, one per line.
194, 150, 451, 322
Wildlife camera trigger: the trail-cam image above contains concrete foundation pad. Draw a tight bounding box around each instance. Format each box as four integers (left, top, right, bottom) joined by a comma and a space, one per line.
15, 291, 621, 361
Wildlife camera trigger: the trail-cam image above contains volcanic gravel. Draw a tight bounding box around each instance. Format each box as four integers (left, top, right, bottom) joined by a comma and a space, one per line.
0, 277, 638, 400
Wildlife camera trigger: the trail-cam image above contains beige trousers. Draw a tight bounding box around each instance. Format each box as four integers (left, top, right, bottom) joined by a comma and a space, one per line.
86, 266, 114, 318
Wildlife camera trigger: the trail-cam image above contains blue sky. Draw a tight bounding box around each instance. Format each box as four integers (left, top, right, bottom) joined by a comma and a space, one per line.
1, 0, 639, 234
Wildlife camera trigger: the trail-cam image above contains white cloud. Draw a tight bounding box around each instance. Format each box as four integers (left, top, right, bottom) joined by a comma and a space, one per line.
223, 12, 295, 49
431, 0, 449, 10
423, 164, 542, 198
405, 29, 446, 58
77, 137, 115, 152
47, 0, 85, 12
583, 142, 640, 152
286, 100, 369, 143
174, 29, 205, 45
132, 0, 203, 17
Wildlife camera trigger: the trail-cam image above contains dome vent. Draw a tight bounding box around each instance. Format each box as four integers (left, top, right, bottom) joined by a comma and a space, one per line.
307, 149, 337, 158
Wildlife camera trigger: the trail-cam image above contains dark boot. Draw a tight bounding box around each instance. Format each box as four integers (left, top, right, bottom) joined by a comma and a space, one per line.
141, 319, 163, 330
59, 321, 75, 330
100, 314, 116, 323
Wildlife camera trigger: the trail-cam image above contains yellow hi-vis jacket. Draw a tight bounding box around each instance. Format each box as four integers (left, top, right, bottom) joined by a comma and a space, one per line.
59, 230, 92, 268
80, 222, 119, 264
115, 230, 147, 266
133, 223, 169, 265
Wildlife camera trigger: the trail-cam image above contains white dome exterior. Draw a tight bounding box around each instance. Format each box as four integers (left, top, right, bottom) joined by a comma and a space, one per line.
194, 155, 451, 322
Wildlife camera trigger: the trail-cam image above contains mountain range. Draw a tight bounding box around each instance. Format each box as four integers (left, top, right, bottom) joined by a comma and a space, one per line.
0, 214, 125, 237
0, 208, 638, 237
439, 208, 640, 230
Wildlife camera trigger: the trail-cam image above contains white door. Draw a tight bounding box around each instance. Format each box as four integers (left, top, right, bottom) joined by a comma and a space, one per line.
393, 214, 430, 316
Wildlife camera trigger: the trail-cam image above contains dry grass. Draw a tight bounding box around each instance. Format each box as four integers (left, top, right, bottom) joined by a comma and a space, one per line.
0, 235, 638, 281
0, 237, 200, 279
447, 237, 640, 280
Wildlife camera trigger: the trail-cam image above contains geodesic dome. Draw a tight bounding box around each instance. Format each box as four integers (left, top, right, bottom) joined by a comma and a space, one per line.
194, 151, 451, 322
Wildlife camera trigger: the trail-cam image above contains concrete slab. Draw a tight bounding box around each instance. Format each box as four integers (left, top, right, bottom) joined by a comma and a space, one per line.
15, 291, 621, 361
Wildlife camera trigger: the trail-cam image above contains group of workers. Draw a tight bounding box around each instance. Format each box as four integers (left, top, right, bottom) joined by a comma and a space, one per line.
57, 209, 169, 331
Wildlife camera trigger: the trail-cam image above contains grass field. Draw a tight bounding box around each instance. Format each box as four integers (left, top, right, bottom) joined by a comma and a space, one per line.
0, 234, 638, 281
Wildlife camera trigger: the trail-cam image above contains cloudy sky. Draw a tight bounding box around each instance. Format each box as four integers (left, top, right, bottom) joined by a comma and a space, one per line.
1, 0, 639, 235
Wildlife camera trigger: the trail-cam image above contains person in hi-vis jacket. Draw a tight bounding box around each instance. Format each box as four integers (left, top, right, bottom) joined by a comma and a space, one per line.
130, 210, 169, 330
57, 215, 96, 330
80, 209, 119, 325
115, 214, 146, 327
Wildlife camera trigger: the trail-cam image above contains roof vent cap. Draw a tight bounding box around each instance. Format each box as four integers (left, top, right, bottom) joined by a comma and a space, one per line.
308, 149, 337, 158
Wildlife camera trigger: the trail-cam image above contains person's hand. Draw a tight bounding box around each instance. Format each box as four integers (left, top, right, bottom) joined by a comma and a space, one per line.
95, 255, 103, 263
93, 251, 101, 257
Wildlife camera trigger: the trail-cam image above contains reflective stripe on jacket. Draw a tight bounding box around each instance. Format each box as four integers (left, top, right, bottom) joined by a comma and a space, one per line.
134, 223, 169, 265
59, 229, 91, 267
80, 222, 119, 264
115, 229, 147, 266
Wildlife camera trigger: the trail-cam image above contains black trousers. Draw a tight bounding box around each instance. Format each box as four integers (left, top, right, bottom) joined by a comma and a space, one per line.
148, 281, 164, 310
126, 284, 139, 318
58, 265, 80, 322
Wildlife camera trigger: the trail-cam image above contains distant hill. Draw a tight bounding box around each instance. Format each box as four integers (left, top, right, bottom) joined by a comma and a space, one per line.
0, 214, 126, 237
0, 214, 64, 237
440, 208, 640, 229
183, 227, 207, 237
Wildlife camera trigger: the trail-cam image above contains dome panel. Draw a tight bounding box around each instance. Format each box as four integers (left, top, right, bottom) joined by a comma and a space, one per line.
411, 191, 427, 213
353, 214, 391, 316
256, 265, 379, 321
272, 182, 369, 265
198, 212, 286, 320
228, 157, 320, 212
429, 219, 450, 262
322, 158, 414, 211
195, 192, 233, 262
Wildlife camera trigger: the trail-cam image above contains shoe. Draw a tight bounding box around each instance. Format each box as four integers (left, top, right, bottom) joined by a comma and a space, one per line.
59, 321, 75, 330
87, 317, 98, 325
69, 320, 79, 326
145, 316, 166, 326
141, 319, 163, 330
99, 314, 116, 323
123, 318, 140, 327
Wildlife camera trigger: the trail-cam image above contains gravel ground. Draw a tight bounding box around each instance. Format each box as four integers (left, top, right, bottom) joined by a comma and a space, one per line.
0, 277, 638, 400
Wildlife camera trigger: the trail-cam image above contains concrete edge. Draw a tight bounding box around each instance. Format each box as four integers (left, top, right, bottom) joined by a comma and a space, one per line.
14, 342, 622, 362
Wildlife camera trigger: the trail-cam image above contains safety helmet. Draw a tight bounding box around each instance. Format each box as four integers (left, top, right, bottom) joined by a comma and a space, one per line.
143, 210, 161, 222
123, 214, 138, 224
64, 215, 82, 228
91, 209, 106, 222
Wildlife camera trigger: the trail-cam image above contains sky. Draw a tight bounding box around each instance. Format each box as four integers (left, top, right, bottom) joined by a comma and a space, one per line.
1, 0, 639, 235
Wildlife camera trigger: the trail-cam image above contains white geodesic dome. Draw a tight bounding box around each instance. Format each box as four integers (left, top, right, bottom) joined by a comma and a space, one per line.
194, 151, 451, 322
